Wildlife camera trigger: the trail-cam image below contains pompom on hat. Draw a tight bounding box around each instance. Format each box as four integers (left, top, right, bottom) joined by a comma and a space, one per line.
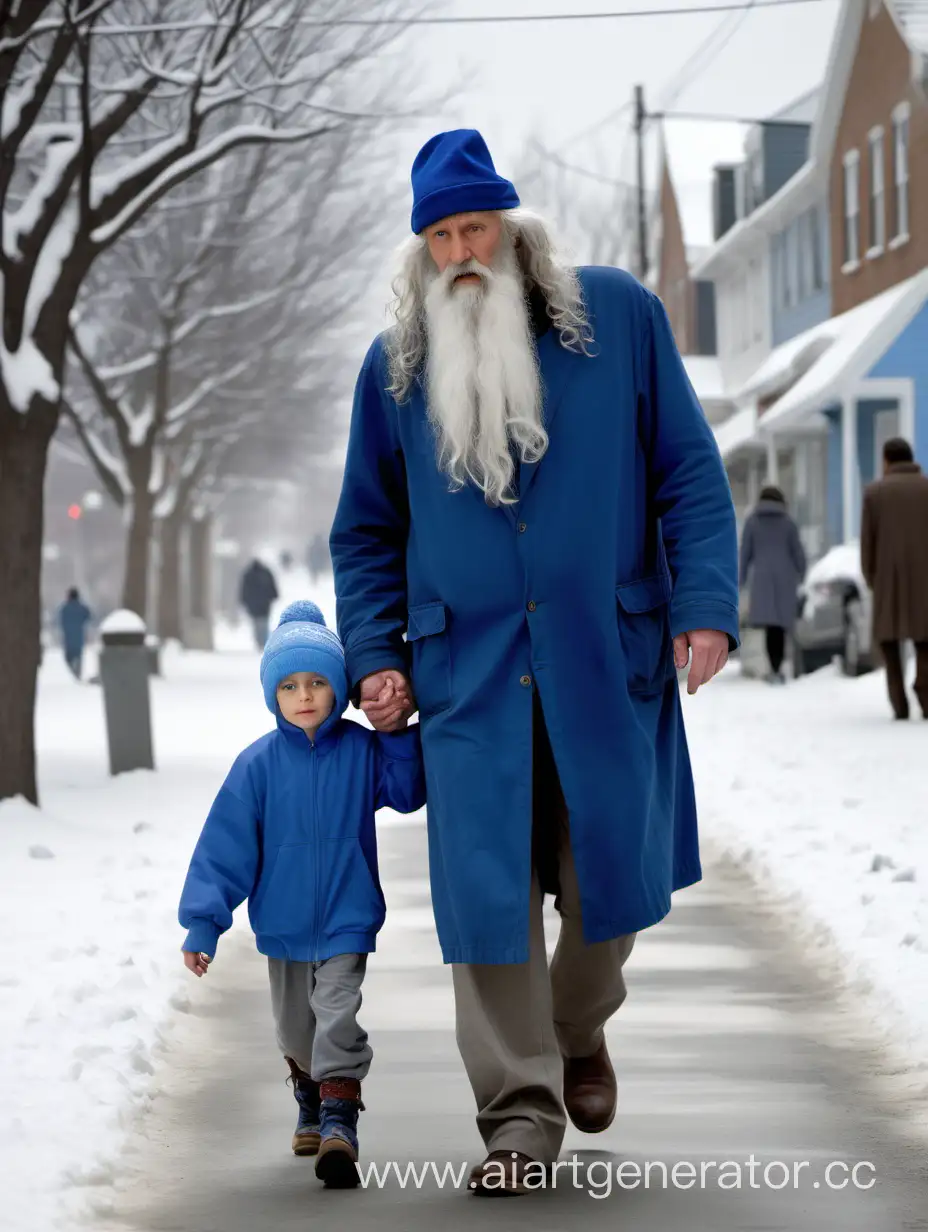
259, 600, 348, 720
410, 129, 520, 235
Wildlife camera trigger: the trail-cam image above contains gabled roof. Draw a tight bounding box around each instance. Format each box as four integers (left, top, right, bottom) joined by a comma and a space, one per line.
694, 2, 860, 280
890, 0, 928, 55
649, 118, 748, 281
754, 269, 928, 432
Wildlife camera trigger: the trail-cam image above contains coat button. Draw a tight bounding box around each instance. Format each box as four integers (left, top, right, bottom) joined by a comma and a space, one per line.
527, 600, 536, 612
520, 674, 532, 688
517, 522, 527, 533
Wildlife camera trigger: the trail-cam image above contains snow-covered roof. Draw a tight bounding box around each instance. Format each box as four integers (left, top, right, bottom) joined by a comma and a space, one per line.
892, 0, 928, 55
100, 609, 147, 636
683, 355, 727, 404
772, 86, 821, 124
713, 403, 760, 460
660, 120, 749, 254
755, 269, 928, 432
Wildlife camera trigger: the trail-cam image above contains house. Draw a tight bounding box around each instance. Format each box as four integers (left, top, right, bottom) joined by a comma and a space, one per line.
691, 91, 826, 542
695, 0, 928, 555
649, 119, 748, 424
755, 0, 928, 546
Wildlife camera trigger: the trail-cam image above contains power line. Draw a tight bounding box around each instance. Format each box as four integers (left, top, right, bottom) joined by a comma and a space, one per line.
660, 0, 758, 108
304, 0, 834, 25
655, 107, 810, 125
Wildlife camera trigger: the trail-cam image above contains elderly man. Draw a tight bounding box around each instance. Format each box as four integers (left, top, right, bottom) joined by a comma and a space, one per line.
330, 129, 738, 1193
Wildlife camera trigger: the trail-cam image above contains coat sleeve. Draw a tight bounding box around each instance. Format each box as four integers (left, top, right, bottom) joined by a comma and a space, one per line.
641, 291, 740, 647
860, 488, 877, 589
738, 516, 754, 590
788, 518, 807, 579
178, 765, 261, 957
330, 338, 411, 690
374, 725, 426, 814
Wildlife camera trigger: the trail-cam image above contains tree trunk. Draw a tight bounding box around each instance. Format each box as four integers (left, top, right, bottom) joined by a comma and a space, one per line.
156, 511, 184, 642
121, 487, 154, 619
0, 399, 58, 805
185, 513, 215, 651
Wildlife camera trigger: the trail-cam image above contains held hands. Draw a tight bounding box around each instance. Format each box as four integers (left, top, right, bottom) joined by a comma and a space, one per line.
673, 629, 730, 695
360, 670, 416, 732
183, 951, 211, 978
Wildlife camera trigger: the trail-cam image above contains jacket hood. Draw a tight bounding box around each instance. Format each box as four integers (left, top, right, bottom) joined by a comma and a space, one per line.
756, 500, 788, 516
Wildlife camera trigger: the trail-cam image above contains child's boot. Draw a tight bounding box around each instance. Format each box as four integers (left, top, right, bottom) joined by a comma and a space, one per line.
286, 1057, 321, 1156
314, 1077, 364, 1188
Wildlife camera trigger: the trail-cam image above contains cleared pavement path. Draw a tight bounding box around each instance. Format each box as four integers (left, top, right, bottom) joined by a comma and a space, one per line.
102, 817, 928, 1231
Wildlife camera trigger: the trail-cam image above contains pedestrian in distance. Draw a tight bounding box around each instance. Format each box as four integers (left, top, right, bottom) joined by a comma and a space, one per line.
239, 558, 279, 650
861, 437, 928, 720
177, 600, 425, 1188
307, 533, 330, 583
739, 486, 806, 685
330, 128, 739, 1194
58, 587, 92, 680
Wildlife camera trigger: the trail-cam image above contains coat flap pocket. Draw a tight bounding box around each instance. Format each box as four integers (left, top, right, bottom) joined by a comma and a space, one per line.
407, 602, 447, 641
616, 572, 672, 614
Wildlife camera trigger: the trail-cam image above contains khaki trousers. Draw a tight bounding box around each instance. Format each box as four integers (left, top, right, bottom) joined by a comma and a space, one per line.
451, 701, 636, 1164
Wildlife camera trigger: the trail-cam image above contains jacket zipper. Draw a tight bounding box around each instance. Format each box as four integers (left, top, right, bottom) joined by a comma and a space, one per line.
310, 743, 320, 961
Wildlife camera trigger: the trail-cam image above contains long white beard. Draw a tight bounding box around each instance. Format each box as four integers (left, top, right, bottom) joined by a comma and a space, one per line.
424, 237, 546, 505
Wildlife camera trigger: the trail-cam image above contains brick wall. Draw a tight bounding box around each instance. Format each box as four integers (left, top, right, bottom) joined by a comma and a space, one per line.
830, 1, 928, 314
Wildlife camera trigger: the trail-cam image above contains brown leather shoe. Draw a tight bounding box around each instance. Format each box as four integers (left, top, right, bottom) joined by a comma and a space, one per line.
468, 1150, 546, 1195
563, 1038, 617, 1133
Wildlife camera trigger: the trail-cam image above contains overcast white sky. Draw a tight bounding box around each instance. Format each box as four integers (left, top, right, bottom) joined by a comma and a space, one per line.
405, 0, 840, 168
356, 0, 842, 311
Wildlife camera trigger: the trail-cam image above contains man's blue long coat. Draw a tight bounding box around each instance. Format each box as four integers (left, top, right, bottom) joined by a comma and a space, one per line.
330, 268, 739, 964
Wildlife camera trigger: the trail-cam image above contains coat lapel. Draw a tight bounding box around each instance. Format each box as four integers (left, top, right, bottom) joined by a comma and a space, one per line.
519, 331, 575, 502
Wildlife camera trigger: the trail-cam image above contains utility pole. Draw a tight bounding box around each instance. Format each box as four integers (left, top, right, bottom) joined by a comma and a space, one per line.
634, 84, 648, 283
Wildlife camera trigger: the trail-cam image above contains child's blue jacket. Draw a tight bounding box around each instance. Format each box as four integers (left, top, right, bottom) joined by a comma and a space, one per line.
178, 715, 425, 961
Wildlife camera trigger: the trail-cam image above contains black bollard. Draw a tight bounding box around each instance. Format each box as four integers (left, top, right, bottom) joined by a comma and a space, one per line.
99, 611, 155, 775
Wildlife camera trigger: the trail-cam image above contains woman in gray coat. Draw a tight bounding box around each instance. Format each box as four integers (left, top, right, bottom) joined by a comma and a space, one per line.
739, 487, 807, 683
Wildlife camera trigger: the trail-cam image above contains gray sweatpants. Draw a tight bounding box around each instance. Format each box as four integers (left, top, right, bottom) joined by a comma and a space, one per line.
267, 953, 372, 1082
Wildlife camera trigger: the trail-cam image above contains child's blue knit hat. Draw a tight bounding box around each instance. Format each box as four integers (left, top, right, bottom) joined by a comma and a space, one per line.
259, 600, 348, 718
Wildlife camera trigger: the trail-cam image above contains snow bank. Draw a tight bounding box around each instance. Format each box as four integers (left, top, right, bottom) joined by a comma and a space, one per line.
0, 574, 344, 1231
685, 662, 928, 1082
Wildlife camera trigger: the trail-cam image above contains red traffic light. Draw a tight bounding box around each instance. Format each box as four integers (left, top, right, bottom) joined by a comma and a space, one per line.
67, 504, 82, 520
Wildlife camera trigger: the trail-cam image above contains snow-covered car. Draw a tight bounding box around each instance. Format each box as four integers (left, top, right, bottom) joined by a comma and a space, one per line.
792, 541, 874, 678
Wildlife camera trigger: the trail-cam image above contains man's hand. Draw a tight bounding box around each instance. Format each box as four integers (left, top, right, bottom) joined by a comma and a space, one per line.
673, 629, 730, 695
184, 951, 211, 978
360, 670, 416, 732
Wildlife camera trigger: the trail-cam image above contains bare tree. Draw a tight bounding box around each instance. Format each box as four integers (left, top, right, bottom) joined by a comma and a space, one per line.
63, 123, 386, 627
0, 0, 416, 804
516, 136, 636, 269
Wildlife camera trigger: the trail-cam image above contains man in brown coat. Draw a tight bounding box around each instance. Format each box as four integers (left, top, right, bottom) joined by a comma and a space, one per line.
861, 437, 928, 720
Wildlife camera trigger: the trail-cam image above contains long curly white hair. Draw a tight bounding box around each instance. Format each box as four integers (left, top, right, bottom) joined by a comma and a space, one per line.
385, 208, 593, 404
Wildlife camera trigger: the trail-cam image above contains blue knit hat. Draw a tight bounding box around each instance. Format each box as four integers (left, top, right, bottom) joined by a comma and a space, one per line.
410, 129, 520, 235
259, 600, 349, 720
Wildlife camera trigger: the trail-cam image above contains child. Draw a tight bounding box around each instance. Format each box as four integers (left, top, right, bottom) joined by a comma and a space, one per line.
178, 600, 425, 1188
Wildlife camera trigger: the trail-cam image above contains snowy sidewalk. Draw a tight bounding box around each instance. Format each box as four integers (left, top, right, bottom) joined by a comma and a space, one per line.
684, 662, 928, 1093
0, 572, 335, 1232
102, 823, 928, 1230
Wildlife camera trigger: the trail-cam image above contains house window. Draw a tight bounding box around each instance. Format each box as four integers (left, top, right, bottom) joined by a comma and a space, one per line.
892, 103, 910, 243
751, 259, 762, 343
843, 150, 860, 268
868, 127, 885, 255
784, 224, 797, 307
809, 207, 824, 290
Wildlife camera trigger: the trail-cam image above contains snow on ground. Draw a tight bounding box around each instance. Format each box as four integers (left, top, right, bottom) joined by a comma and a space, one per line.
684, 659, 928, 1083
0, 569, 343, 1232
5, 561, 928, 1226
